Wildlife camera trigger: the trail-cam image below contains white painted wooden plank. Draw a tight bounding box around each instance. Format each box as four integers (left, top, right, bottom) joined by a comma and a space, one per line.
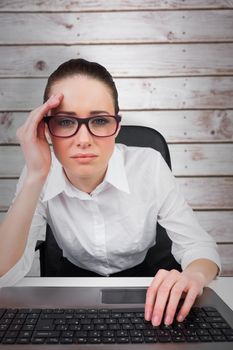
169, 144, 233, 176
178, 177, 233, 210
1, 0, 232, 12
1, 11, 233, 44
195, 211, 233, 243
218, 245, 233, 276
1, 144, 232, 177
1, 110, 233, 144
1, 44, 233, 77
1, 77, 233, 111
1, 177, 233, 210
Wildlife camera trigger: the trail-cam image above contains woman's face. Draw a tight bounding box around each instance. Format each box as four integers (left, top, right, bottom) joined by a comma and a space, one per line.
48, 75, 120, 191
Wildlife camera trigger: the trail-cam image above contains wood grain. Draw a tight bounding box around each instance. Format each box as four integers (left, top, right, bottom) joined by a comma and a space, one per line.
1, 144, 232, 177
1, 44, 233, 77
1, 11, 233, 44
218, 245, 233, 276
1, 77, 233, 111
1, 0, 232, 12
1, 110, 233, 144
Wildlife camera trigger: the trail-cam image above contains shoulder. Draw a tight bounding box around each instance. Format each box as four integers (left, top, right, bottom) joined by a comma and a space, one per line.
116, 143, 162, 166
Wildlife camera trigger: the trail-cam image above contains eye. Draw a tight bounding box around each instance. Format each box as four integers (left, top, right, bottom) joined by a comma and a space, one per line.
91, 116, 110, 126
55, 117, 76, 127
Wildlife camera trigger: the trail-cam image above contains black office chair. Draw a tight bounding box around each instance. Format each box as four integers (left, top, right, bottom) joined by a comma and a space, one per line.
36, 126, 181, 276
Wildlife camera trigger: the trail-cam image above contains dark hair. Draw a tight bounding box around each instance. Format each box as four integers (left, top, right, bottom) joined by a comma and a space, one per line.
43, 58, 119, 114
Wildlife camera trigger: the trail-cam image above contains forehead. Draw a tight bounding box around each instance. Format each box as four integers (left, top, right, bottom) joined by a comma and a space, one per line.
49, 75, 114, 114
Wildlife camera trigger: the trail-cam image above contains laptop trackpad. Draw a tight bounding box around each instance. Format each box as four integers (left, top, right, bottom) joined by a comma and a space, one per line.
101, 288, 146, 304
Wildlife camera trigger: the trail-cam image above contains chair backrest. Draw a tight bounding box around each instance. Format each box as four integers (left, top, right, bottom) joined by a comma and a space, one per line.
38, 125, 181, 276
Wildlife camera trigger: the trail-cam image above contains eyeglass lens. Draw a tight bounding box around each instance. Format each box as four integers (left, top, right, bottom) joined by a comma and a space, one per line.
48, 115, 118, 137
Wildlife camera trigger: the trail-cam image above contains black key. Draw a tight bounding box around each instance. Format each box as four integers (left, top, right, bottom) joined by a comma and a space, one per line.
186, 336, 199, 342
144, 336, 157, 343
116, 336, 130, 343
109, 324, 120, 330
197, 329, 210, 336
88, 330, 101, 337
75, 331, 88, 337
209, 329, 222, 335
122, 324, 134, 330
199, 335, 212, 342
172, 336, 186, 342
46, 337, 59, 344
102, 330, 114, 337
0, 310, 6, 319
131, 336, 144, 343
83, 324, 94, 331
212, 322, 230, 329
61, 330, 74, 337
75, 337, 87, 343
33, 331, 60, 338
5, 331, 18, 338
89, 337, 101, 343
16, 337, 30, 344
213, 335, 227, 341
56, 324, 69, 331
35, 320, 55, 330
102, 337, 116, 343
222, 329, 233, 335
2, 337, 16, 344
117, 330, 129, 337
60, 337, 73, 344
158, 336, 172, 342
226, 335, 233, 341
130, 330, 143, 337
96, 324, 108, 330
19, 331, 32, 338
31, 337, 45, 344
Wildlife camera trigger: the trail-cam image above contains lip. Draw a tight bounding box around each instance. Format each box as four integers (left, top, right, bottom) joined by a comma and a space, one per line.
71, 153, 98, 159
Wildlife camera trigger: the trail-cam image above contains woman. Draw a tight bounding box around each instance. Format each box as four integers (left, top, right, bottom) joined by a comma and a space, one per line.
0, 58, 221, 326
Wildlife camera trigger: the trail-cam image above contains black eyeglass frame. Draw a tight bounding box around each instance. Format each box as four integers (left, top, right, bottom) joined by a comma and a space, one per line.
44, 115, 122, 138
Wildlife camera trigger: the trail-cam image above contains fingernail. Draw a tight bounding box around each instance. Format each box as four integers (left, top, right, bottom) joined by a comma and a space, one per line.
165, 315, 171, 325
177, 315, 184, 322
153, 315, 159, 326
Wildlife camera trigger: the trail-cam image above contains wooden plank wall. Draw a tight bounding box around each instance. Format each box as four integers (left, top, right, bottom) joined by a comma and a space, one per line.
0, 0, 233, 276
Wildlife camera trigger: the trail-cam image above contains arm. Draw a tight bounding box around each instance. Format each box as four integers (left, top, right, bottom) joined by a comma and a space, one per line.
0, 93, 63, 277
144, 153, 221, 325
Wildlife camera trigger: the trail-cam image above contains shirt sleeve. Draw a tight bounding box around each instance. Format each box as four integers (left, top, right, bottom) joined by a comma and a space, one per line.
156, 153, 222, 275
0, 167, 47, 287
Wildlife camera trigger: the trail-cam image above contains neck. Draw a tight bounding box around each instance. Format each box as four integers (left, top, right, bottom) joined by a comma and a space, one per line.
64, 168, 107, 194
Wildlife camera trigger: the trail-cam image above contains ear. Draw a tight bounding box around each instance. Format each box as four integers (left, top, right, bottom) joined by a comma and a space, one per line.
114, 123, 121, 139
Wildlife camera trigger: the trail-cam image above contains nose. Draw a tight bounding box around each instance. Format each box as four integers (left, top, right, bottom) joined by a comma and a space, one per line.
74, 123, 93, 148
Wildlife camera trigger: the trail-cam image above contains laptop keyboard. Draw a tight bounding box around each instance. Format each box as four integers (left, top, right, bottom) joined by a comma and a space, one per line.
0, 306, 233, 345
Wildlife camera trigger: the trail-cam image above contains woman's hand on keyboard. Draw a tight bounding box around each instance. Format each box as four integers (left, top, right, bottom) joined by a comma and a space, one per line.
144, 268, 205, 326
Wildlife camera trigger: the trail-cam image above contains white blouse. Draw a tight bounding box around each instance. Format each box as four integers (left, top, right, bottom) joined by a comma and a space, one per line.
0, 144, 221, 286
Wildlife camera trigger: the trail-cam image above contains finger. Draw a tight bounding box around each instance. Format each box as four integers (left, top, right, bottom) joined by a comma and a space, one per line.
24, 93, 63, 133
145, 269, 169, 321
37, 120, 46, 140
176, 284, 200, 322
150, 270, 181, 326
163, 279, 187, 325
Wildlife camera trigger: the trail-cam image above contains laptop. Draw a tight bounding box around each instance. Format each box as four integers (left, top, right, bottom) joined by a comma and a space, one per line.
0, 285, 233, 349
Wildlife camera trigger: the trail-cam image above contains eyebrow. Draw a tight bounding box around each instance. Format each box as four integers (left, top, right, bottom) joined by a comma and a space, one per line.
54, 110, 111, 116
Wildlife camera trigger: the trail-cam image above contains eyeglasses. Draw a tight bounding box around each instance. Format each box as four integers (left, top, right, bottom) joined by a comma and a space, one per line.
44, 115, 122, 138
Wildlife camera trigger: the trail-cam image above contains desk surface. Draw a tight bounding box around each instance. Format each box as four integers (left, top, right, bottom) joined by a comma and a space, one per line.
15, 276, 233, 311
